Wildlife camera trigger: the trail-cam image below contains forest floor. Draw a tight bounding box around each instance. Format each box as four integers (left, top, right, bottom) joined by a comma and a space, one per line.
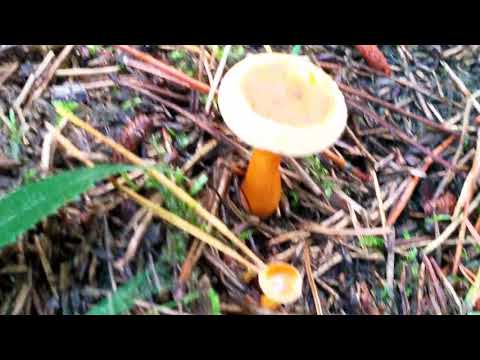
0, 45, 479, 315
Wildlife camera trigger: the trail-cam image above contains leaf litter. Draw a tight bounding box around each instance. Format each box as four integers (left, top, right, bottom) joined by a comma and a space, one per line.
1, 45, 480, 315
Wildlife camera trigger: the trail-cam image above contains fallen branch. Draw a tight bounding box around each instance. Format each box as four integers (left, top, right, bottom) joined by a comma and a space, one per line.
339, 83, 460, 136
347, 98, 455, 171
387, 135, 456, 226
56, 108, 265, 271
114, 45, 210, 94
303, 223, 391, 237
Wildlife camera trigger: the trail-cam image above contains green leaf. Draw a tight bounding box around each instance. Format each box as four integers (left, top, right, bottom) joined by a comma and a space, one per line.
52, 100, 80, 125
121, 97, 142, 111
208, 288, 221, 315
230, 46, 246, 62
359, 235, 384, 249
323, 182, 333, 199
380, 286, 392, 303
288, 190, 300, 209
169, 49, 187, 62
190, 174, 208, 196
425, 214, 451, 226
405, 248, 418, 263
87, 260, 170, 315
52, 100, 79, 114
239, 229, 254, 242
22, 168, 39, 185
159, 291, 200, 309
0, 164, 133, 250
7, 109, 21, 160
402, 230, 412, 240
175, 132, 190, 149
86, 45, 100, 56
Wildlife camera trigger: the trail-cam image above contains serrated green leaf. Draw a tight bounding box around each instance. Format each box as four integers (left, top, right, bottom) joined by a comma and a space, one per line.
0, 164, 133, 250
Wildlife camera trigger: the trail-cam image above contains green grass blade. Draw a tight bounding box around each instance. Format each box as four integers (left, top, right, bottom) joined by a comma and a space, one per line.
86, 262, 169, 315
0, 165, 133, 249
208, 288, 221, 315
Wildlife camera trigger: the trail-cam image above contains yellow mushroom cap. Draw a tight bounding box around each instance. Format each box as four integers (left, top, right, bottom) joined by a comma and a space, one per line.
218, 52, 348, 157
258, 262, 303, 304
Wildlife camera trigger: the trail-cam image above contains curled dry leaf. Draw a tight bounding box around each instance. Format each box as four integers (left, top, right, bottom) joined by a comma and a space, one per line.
115, 114, 154, 161
354, 45, 392, 76
423, 191, 457, 215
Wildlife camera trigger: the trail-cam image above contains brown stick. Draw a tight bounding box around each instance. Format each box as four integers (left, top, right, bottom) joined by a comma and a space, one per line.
387, 135, 456, 226
423, 255, 448, 313
114, 45, 210, 94
322, 149, 371, 182
304, 243, 323, 315
347, 98, 455, 171
303, 223, 391, 237
118, 78, 249, 158
339, 83, 460, 136
28, 45, 75, 106
178, 165, 232, 285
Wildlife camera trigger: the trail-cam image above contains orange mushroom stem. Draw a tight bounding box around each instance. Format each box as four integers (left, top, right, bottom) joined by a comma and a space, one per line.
241, 149, 282, 218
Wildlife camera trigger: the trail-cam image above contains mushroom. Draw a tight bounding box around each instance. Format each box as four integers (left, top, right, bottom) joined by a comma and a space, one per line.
259, 262, 303, 305
218, 52, 348, 218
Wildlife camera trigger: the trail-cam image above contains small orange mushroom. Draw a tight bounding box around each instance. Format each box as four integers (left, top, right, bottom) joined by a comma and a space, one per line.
258, 262, 303, 305
218, 53, 348, 218
260, 294, 281, 311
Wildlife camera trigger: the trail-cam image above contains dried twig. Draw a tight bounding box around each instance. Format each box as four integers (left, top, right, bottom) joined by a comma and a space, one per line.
34, 236, 58, 299
205, 45, 231, 113
339, 83, 459, 136
114, 45, 210, 94
55, 66, 119, 77
429, 257, 463, 314
114, 194, 162, 270
288, 158, 322, 196
181, 139, 218, 173
416, 262, 426, 314
434, 91, 480, 200
441, 61, 480, 113
304, 223, 391, 237
56, 108, 265, 270
118, 79, 249, 158
387, 135, 456, 225
14, 51, 55, 109
0, 62, 18, 86
28, 45, 75, 106
268, 230, 310, 247
304, 243, 323, 315
423, 255, 448, 313
179, 166, 232, 285
423, 192, 480, 255
313, 253, 343, 279
347, 98, 455, 170
117, 183, 260, 273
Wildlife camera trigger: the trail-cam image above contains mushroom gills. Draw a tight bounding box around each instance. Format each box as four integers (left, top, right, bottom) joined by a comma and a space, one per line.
241, 62, 334, 128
